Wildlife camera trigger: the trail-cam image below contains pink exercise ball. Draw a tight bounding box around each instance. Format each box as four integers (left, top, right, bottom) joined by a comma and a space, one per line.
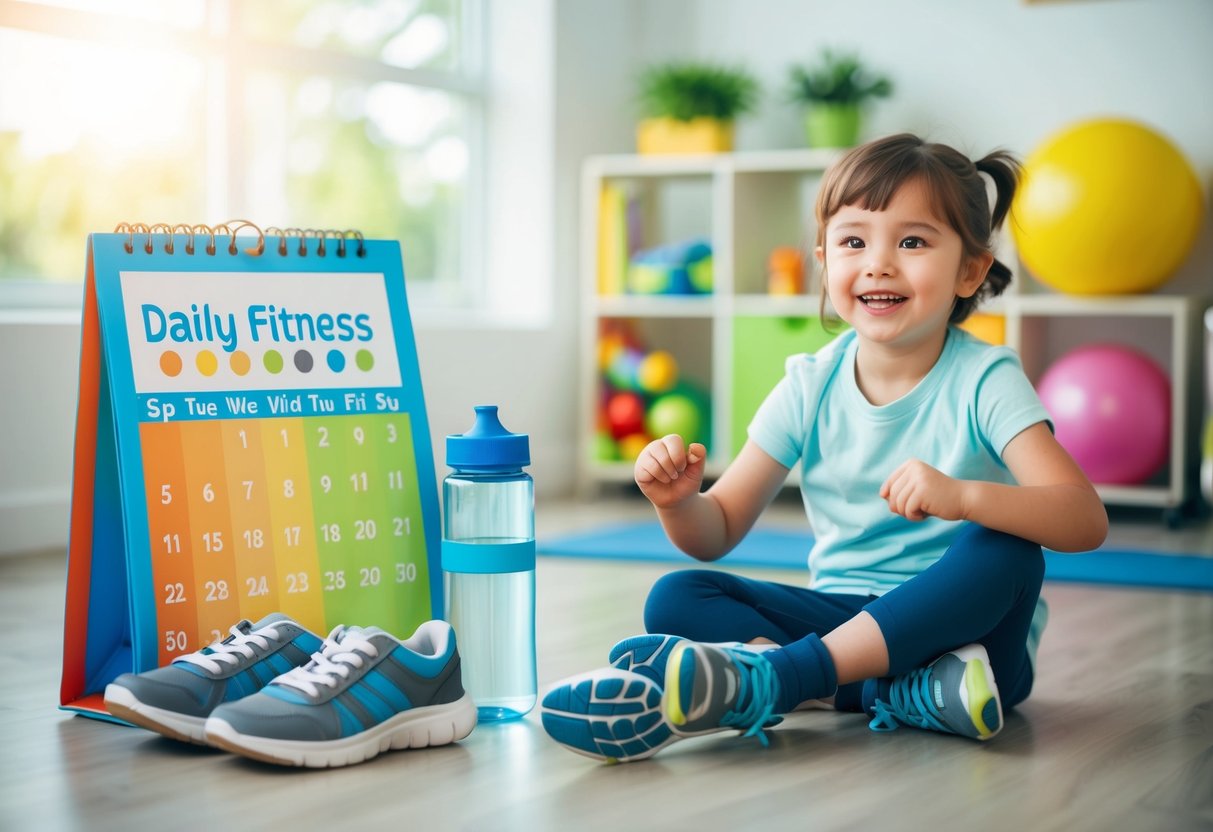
1036, 344, 1170, 485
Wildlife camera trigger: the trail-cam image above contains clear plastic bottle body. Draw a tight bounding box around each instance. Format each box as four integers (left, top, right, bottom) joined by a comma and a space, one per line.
443, 469, 536, 721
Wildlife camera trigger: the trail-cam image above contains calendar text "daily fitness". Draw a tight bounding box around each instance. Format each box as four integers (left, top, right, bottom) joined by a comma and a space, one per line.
141, 303, 374, 353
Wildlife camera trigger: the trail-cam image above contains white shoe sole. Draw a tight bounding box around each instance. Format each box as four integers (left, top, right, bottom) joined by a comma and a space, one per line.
103, 683, 209, 745
203, 692, 478, 768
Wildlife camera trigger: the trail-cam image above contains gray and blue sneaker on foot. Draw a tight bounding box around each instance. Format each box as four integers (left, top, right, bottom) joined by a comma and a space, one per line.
203, 620, 476, 768
540, 668, 675, 763
663, 642, 782, 746
866, 643, 1002, 740
608, 634, 769, 684
103, 613, 323, 744
542, 635, 780, 763
606, 634, 686, 685
540, 635, 687, 763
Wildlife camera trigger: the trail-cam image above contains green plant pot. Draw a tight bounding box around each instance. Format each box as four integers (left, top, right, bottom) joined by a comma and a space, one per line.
805, 104, 861, 148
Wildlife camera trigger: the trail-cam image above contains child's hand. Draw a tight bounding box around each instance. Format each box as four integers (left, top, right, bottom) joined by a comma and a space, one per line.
880, 459, 969, 522
634, 435, 706, 509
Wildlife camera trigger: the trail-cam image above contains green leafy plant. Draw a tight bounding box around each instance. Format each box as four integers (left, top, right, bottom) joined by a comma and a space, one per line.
788, 49, 892, 105
638, 62, 760, 122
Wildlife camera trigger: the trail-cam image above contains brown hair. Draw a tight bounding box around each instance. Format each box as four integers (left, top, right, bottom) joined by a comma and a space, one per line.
815, 133, 1020, 324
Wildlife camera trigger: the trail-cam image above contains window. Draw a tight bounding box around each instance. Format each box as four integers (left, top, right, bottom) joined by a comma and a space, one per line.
0, 0, 484, 308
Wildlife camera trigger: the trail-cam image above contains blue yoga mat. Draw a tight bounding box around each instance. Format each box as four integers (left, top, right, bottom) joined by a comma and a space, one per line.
538, 522, 1213, 593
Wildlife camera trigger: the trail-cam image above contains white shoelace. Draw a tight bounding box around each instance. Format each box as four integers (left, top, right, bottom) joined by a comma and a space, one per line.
176, 622, 281, 674
272, 627, 380, 698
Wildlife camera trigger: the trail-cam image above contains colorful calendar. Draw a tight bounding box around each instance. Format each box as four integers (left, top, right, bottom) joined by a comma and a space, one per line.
60, 223, 441, 719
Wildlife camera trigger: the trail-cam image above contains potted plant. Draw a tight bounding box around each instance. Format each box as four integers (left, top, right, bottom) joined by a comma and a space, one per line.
636, 62, 759, 155
788, 49, 892, 148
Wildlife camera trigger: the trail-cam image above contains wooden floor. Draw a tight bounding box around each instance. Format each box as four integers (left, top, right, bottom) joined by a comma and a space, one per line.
2, 496, 1211, 831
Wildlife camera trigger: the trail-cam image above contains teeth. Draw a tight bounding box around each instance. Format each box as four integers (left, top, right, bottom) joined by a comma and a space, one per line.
861, 294, 904, 301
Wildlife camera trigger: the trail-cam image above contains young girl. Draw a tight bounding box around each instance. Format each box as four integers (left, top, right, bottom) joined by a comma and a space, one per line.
540, 133, 1108, 763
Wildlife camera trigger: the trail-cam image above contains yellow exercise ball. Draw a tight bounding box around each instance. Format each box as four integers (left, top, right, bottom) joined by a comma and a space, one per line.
1011, 118, 1203, 295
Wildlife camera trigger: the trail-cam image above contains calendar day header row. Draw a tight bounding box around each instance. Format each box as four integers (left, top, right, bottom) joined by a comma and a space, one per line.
118, 271, 404, 393
138, 387, 410, 423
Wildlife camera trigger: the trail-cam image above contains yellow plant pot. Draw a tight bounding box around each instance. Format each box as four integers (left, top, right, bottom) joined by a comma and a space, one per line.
636, 117, 734, 155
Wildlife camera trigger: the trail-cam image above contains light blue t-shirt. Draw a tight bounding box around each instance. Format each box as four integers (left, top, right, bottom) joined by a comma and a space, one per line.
748, 327, 1053, 663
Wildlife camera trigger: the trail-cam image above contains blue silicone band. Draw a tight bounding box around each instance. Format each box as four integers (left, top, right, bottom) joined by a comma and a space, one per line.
441, 540, 536, 574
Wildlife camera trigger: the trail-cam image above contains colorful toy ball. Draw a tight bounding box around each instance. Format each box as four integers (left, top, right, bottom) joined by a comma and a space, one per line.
593, 431, 621, 461
605, 391, 647, 440
959, 313, 1006, 346
645, 392, 705, 447
606, 347, 644, 391
637, 350, 679, 395
617, 433, 651, 461
1011, 118, 1203, 295
1036, 344, 1171, 485
598, 333, 625, 371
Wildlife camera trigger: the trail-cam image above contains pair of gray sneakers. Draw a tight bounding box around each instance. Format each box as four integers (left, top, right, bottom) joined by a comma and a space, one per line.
104, 614, 477, 767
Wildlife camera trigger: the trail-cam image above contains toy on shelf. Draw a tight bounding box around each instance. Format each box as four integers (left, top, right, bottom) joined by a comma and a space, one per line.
767, 246, 806, 295
645, 388, 708, 445
595, 322, 710, 462
637, 350, 679, 395
1036, 344, 1171, 485
604, 391, 646, 439
628, 238, 713, 295
1012, 118, 1203, 295
958, 313, 1005, 346
597, 182, 646, 297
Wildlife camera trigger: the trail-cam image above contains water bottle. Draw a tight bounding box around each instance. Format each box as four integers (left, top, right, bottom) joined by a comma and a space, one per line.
442, 405, 536, 721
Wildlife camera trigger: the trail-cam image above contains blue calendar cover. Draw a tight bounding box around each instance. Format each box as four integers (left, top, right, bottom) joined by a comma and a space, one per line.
62, 223, 441, 718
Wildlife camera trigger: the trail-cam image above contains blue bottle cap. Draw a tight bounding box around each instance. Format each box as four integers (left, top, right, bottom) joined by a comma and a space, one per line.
446, 405, 530, 471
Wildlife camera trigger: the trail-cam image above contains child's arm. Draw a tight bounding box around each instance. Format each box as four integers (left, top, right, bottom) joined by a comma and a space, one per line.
635, 435, 791, 560
880, 421, 1108, 552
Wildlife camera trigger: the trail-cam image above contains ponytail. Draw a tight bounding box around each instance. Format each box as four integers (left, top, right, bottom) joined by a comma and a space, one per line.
976, 150, 1020, 234
951, 149, 1023, 323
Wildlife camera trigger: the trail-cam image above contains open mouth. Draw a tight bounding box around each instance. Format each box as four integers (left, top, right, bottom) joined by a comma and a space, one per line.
858, 293, 907, 309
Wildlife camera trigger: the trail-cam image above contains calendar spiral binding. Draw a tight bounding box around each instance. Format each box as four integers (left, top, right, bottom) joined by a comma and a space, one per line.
112, 220, 367, 259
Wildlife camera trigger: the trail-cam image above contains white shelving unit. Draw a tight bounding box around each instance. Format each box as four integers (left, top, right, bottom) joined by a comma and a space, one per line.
578, 150, 1208, 519
1005, 293, 1205, 516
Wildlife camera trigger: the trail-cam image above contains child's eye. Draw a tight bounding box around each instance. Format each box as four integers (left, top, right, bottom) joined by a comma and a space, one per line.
900, 237, 927, 249
841, 237, 864, 249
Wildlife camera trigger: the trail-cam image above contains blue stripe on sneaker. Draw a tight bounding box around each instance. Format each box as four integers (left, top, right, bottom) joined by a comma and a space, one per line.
332, 698, 365, 738
224, 669, 256, 700
245, 661, 271, 687
362, 669, 413, 712
347, 682, 396, 726
337, 691, 378, 731
264, 653, 293, 677
294, 633, 323, 655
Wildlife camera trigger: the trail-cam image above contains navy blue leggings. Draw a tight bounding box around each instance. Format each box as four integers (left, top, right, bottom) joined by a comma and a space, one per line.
643, 524, 1045, 710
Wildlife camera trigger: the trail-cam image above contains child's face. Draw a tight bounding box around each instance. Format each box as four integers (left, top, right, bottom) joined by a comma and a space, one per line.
816, 177, 990, 353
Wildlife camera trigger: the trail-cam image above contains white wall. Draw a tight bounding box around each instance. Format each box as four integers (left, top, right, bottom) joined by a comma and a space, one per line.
2, 0, 1211, 555
0, 316, 81, 553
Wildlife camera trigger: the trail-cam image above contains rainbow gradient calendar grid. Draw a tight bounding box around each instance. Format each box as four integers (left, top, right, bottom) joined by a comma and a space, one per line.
140, 412, 428, 664
96, 260, 439, 669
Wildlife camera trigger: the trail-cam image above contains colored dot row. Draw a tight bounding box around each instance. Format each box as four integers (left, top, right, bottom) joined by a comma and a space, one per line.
159, 349, 376, 378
